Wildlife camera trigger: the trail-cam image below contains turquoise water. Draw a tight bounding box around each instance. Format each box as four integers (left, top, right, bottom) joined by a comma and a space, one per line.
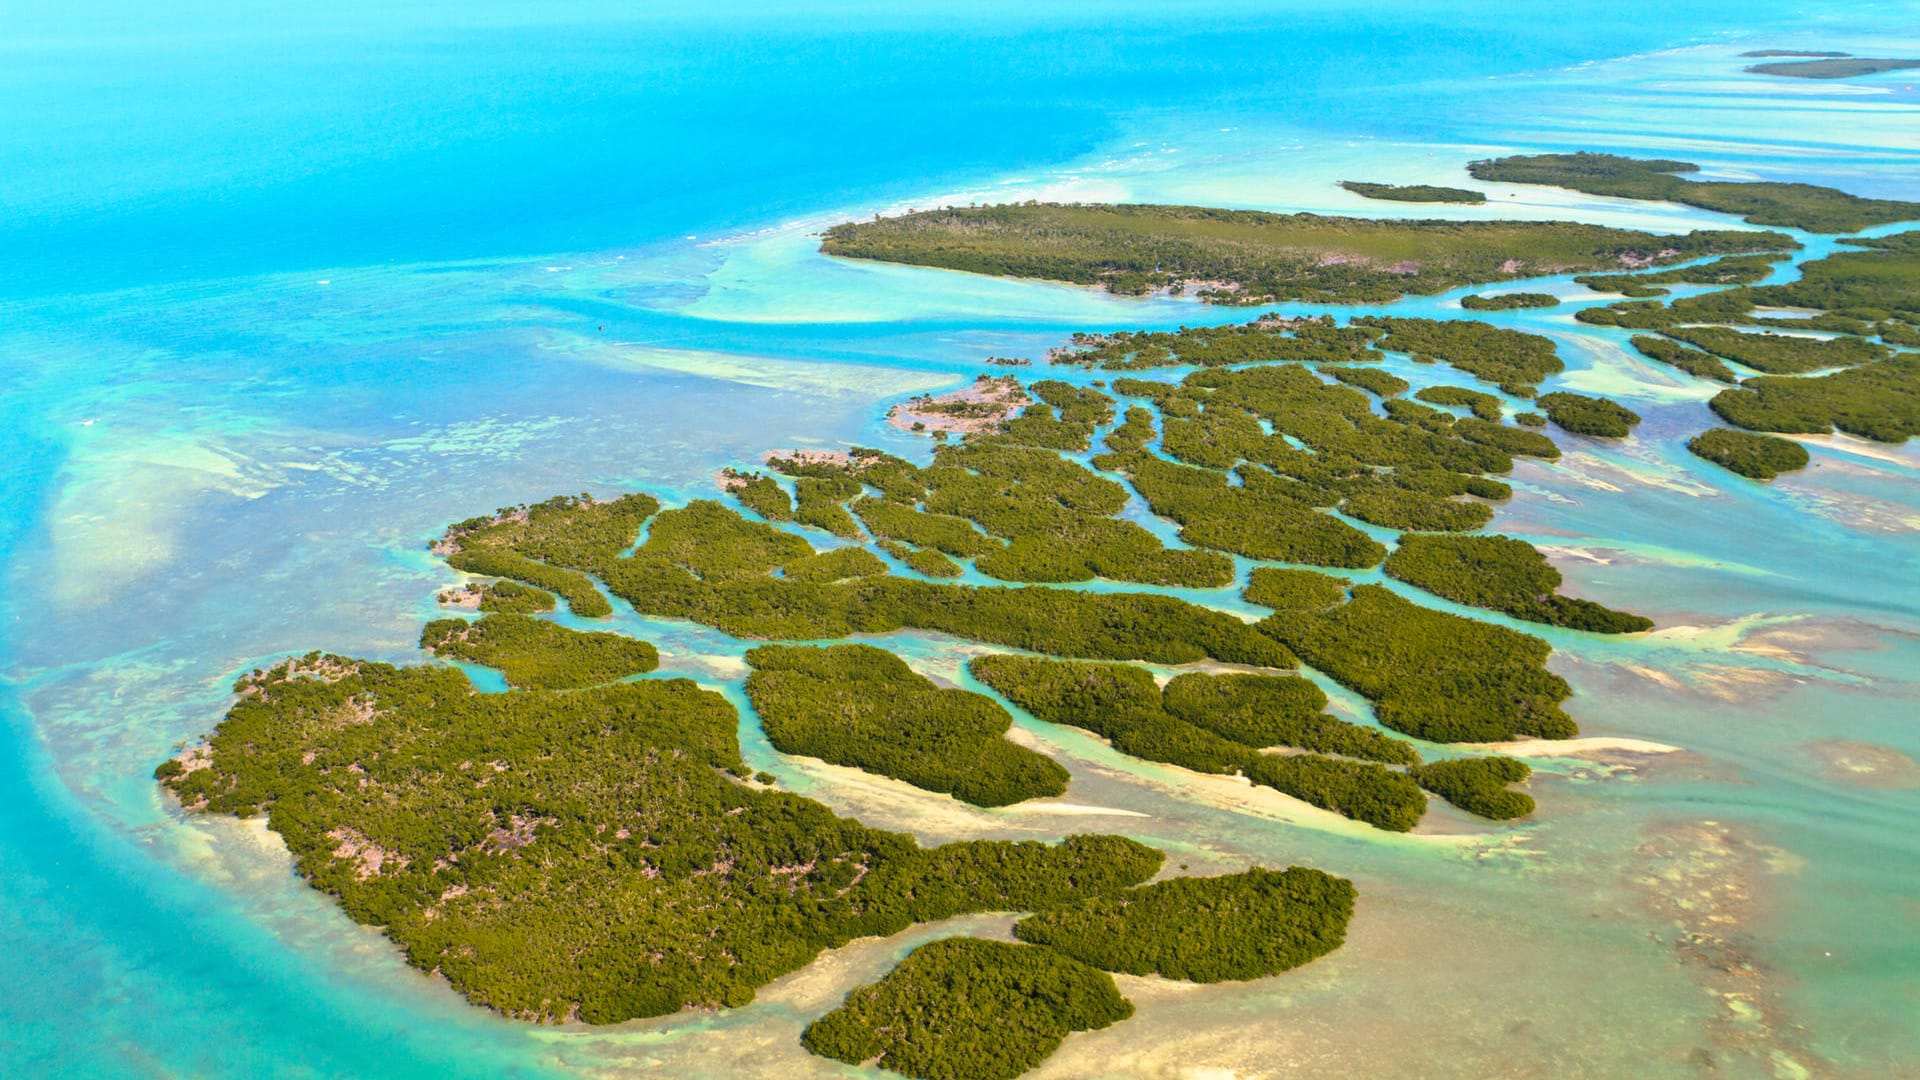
3, 4, 1919, 1077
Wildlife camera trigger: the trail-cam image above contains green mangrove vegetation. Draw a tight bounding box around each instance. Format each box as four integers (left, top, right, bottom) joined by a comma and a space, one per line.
1452, 416, 1561, 459
1055, 316, 1382, 370
723, 470, 794, 521
970, 654, 1428, 829
1409, 756, 1536, 820
794, 475, 865, 538
1384, 534, 1653, 633
1339, 181, 1486, 204
1354, 317, 1564, 396
743, 644, 1068, 807
819, 202, 1786, 304
1686, 428, 1812, 480
1575, 253, 1786, 297
1319, 364, 1408, 398
1577, 232, 1920, 343
1535, 391, 1642, 438
450, 498, 1291, 667
135, 175, 1735, 1072
439, 493, 658, 618
1341, 486, 1495, 532
1630, 336, 1736, 382
419, 614, 659, 690
438, 581, 557, 614
1091, 361, 1549, 564
1658, 326, 1887, 375
877, 538, 964, 578
1414, 384, 1503, 421
971, 654, 1257, 776
1460, 292, 1558, 310
1012, 867, 1355, 982
1243, 567, 1349, 611
1709, 357, 1920, 443
160, 655, 1164, 1023
1161, 672, 1418, 764
1241, 753, 1428, 832
1468, 152, 1917, 233
1256, 584, 1577, 742
800, 937, 1133, 1080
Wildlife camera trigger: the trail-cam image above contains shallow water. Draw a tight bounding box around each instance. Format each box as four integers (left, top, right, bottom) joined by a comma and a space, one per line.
3, 4, 1919, 1078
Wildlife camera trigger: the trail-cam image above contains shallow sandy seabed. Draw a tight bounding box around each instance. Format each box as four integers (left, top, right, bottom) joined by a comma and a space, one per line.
1803, 740, 1920, 790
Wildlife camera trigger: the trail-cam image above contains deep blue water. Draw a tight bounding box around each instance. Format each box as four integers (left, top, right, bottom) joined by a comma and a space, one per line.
0, 0, 1825, 296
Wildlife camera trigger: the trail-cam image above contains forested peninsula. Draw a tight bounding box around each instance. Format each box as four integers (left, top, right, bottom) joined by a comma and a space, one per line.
819, 202, 1789, 303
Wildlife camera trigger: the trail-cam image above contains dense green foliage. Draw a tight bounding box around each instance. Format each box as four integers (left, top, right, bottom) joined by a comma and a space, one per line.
1092, 362, 1542, 564
820, 202, 1784, 304
1578, 233, 1920, 343
1709, 357, 1920, 443
1452, 417, 1561, 459
1658, 326, 1886, 375
1161, 672, 1418, 763
971, 654, 1254, 775
1414, 384, 1503, 421
1686, 428, 1811, 480
1013, 867, 1355, 981
1057, 316, 1382, 370
1384, 534, 1653, 633
1354, 317, 1563, 396
780, 546, 889, 584
599, 503, 1293, 665
970, 655, 1426, 828
1342, 486, 1494, 532
1243, 567, 1349, 611
1319, 364, 1408, 397
744, 644, 1068, 807
439, 581, 557, 614
441, 494, 659, 618
1575, 253, 1786, 297
801, 937, 1133, 1080
877, 538, 964, 578
1469, 152, 1916, 233
1409, 756, 1536, 820
479, 581, 557, 614
420, 614, 659, 690
1629, 336, 1736, 382
1241, 753, 1428, 832
724, 470, 794, 521
1339, 181, 1486, 204
162, 657, 1164, 1023
1257, 585, 1576, 742
1460, 292, 1558, 310
798, 437, 1236, 589
1535, 391, 1641, 438
794, 476, 865, 538
853, 497, 998, 559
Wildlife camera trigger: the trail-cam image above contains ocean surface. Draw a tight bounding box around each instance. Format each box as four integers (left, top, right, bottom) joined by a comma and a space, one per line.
2, 3, 1918, 1077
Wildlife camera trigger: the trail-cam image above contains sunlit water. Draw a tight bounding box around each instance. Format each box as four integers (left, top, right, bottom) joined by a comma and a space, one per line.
2, 4, 1918, 1077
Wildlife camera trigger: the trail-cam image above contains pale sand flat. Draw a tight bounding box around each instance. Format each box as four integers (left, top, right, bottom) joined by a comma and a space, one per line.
1464, 735, 1682, 758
